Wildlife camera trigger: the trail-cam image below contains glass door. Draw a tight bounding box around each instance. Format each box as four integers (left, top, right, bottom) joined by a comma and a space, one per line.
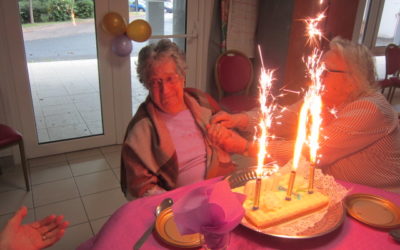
4, 0, 121, 158
22, 6, 103, 143
353, 0, 400, 80
356, 0, 400, 54
4, 0, 203, 158
128, 0, 187, 114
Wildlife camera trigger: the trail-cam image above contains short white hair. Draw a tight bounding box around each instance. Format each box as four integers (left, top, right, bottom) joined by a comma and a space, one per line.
136, 39, 187, 89
329, 37, 378, 97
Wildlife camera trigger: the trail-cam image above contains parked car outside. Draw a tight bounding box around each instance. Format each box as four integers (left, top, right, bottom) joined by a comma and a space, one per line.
164, 1, 173, 13
130, 1, 146, 12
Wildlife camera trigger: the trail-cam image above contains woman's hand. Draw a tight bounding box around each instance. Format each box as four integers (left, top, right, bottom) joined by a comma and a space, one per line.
210, 111, 249, 130
207, 123, 248, 154
0, 206, 69, 250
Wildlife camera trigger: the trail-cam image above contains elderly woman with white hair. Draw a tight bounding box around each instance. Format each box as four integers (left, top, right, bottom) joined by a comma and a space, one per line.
120, 39, 234, 199
208, 37, 400, 191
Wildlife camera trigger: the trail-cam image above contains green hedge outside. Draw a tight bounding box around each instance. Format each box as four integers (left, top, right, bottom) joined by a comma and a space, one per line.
19, 0, 94, 24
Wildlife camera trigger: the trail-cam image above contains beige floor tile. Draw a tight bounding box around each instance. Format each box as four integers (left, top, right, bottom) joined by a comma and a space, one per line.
69, 155, 110, 176
0, 208, 35, 230
30, 161, 72, 185
111, 167, 121, 180
75, 170, 119, 196
35, 198, 88, 226
66, 148, 102, 161
32, 178, 79, 207
100, 144, 122, 154
103, 150, 121, 169
90, 216, 110, 235
0, 189, 33, 215
29, 154, 67, 168
47, 222, 93, 250
81, 188, 127, 220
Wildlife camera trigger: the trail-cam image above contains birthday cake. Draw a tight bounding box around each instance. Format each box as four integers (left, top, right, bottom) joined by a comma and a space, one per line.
233, 173, 329, 229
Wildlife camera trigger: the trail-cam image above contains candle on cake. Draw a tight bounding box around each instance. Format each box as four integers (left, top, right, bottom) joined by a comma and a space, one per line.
253, 46, 276, 210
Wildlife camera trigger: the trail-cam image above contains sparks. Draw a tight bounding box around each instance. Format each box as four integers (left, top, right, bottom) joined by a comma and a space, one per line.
329, 108, 338, 118
304, 12, 326, 46
282, 89, 301, 94
255, 45, 278, 175
292, 10, 326, 171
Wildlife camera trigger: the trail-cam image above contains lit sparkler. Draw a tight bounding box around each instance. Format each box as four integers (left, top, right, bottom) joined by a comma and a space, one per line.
287, 10, 326, 200
253, 45, 277, 210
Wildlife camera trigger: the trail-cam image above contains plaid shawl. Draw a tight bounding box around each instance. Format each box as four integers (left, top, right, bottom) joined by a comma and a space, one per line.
120, 88, 235, 197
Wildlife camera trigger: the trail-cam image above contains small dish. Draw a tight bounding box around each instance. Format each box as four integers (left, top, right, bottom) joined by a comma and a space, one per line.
155, 207, 203, 248
344, 193, 400, 229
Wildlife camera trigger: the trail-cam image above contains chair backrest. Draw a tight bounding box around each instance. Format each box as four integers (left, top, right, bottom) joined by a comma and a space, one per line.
215, 50, 253, 100
385, 44, 400, 78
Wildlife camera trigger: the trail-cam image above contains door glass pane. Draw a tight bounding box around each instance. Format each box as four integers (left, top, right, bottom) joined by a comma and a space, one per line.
129, 0, 187, 114
375, 0, 400, 46
19, 0, 102, 143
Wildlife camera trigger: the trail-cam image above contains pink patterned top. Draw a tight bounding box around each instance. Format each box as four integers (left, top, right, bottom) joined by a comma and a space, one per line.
158, 109, 207, 187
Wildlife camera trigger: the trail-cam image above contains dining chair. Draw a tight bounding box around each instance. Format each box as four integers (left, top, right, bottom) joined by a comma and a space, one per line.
214, 50, 258, 113
378, 43, 400, 103
0, 124, 30, 191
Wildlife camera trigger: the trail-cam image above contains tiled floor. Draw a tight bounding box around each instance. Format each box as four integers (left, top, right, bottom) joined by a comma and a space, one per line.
0, 145, 127, 250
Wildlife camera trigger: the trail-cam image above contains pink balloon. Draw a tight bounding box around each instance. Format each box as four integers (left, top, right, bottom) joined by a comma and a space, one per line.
111, 35, 132, 56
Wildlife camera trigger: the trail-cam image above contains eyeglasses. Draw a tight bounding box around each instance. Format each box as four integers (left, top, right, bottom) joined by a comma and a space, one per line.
148, 74, 181, 88
321, 68, 348, 78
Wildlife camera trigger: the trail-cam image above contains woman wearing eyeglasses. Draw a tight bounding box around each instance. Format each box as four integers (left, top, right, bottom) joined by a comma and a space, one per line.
208, 37, 400, 191
120, 39, 234, 199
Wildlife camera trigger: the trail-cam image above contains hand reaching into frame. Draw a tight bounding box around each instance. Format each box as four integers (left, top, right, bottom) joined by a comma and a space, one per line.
207, 123, 248, 154
0, 206, 69, 250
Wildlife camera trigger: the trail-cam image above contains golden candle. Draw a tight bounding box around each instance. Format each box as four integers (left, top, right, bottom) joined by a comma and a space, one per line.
308, 164, 315, 194
285, 171, 296, 201
253, 176, 262, 210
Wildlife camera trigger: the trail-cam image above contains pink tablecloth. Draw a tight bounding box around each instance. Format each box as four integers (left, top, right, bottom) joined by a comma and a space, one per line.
78, 178, 400, 250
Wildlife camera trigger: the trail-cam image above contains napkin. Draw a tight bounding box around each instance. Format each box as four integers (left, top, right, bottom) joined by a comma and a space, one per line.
172, 180, 245, 236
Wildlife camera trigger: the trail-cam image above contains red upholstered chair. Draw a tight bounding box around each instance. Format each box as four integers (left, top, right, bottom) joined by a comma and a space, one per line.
215, 50, 258, 113
0, 124, 30, 191
378, 44, 400, 103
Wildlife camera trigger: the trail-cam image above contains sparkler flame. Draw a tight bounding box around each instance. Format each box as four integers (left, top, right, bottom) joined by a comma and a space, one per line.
304, 12, 325, 46
292, 99, 310, 171
256, 46, 276, 175
291, 11, 325, 171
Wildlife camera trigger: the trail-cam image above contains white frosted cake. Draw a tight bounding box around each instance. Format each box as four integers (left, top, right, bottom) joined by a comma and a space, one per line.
233, 173, 329, 228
